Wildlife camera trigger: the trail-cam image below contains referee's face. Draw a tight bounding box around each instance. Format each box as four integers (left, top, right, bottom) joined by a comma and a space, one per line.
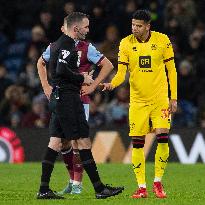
132, 19, 150, 39
76, 17, 90, 40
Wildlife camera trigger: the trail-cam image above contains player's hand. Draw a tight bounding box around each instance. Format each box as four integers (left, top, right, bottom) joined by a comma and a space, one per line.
88, 70, 94, 79
81, 85, 95, 96
169, 99, 177, 114
102, 83, 113, 91
83, 73, 94, 85
43, 85, 52, 100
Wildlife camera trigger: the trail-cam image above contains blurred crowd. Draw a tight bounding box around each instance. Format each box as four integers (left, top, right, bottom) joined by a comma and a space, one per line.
0, 0, 205, 129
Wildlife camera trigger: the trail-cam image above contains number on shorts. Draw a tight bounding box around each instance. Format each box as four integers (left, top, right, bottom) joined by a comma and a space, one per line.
161, 109, 170, 119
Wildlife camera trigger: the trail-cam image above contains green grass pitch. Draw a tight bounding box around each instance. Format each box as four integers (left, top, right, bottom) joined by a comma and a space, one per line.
0, 163, 205, 205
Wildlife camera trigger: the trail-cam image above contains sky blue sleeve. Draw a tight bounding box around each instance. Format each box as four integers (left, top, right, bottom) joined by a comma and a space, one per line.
87, 43, 104, 65
42, 45, 50, 62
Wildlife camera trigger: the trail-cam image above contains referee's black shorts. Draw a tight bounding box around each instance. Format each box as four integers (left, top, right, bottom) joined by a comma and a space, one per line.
49, 90, 89, 140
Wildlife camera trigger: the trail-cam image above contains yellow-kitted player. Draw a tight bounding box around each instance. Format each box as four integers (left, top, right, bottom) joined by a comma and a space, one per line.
103, 10, 177, 199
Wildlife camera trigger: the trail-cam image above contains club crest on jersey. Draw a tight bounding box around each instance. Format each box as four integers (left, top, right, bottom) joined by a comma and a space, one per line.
167, 43, 172, 49
151, 44, 157, 50
61, 50, 70, 59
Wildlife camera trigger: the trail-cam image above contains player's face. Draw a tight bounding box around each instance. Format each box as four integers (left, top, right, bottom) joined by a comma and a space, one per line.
75, 18, 89, 40
132, 19, 150, 39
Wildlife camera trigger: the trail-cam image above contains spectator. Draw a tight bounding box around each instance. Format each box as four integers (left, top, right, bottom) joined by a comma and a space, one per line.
92, 91, 107, 113
64, 1, 76, 15
88, 101, 106, 128
106, 86, 129, 125
21, 96, 50, 128
164, 17, 188, 56
173, 60, 197, 127
116, 0, 138, 37
18, 62, 40, 97
98, 25, 120, 67
165, 0, 196, 35
0, 64, 13, 102
0, 85, 29, 126
89, 4, 108, 43
38, 10, 59, 42
26, 45, 40, 64
199, 106, 205, 128
30, 25, 48, 55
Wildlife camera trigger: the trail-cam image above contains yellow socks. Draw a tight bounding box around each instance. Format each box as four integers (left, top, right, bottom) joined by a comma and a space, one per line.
131, 134, 169, 187
155, 143, 169, 180
132, 147, 146, 187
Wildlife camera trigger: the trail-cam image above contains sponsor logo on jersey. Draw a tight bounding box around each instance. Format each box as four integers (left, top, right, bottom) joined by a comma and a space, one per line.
140, 69, 153, 72
139, 56, 151, 68
61, 50, 70, 59
59, 59, 68, 64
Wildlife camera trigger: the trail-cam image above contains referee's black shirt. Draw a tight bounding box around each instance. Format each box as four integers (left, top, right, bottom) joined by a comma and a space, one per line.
48, 34, 84, 92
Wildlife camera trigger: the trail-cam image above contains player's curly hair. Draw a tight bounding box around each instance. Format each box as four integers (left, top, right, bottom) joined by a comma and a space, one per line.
64, 12, 89, 27
132, 10, 151, 23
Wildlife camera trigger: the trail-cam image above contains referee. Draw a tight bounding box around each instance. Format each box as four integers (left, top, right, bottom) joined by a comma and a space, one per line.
37, 12, 124, 199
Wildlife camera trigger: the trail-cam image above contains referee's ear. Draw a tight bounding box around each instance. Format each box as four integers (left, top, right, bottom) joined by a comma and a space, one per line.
61, 26, 65, 34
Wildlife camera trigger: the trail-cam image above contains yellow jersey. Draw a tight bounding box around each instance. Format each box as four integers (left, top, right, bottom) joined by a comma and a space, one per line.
111, 31, 177, 104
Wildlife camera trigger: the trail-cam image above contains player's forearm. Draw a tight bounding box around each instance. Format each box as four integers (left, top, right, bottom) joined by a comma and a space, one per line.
165, 60, 177, 100
92, 58, 114, 89
111, 63, 127, 88
37, 57, 50, 89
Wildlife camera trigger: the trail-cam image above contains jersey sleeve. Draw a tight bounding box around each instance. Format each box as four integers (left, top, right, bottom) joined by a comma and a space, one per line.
42, 45, 51, 62
87, 43, 104, 65
162, 35, 177, 99
111, 63, 127, 88
163, 35, 174, 62
118, 39, 129, 65
111, 39, 128, 88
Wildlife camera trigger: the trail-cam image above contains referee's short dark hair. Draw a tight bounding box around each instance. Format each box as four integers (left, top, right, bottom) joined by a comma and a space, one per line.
133, 10, 151, 23
64, 12, 89, 27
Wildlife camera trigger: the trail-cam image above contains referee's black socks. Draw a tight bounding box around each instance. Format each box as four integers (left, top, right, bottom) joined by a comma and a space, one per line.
39, 147, 59, 193
79, 149, 104, 193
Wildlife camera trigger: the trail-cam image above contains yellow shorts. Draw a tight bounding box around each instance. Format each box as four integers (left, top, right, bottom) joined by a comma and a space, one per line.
129, 99, 171, 136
